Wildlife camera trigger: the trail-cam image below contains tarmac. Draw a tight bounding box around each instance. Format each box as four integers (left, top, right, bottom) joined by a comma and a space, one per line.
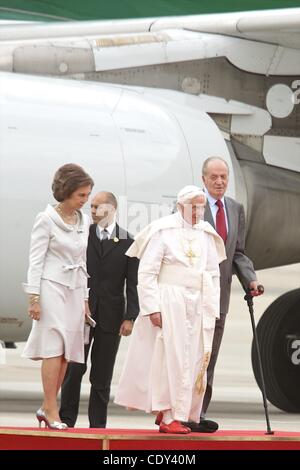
1, 263, 299, 432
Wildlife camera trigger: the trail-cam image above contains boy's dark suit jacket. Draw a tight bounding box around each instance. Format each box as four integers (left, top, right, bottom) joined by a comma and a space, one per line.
60, 222, 139, 428
87, 223, 139, 331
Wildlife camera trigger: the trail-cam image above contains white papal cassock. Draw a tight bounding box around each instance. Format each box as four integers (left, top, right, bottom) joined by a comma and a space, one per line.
115, 211, 226, 423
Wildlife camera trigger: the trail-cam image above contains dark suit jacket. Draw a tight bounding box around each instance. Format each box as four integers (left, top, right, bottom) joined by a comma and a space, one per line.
205, 196, 256, 314
87, 223, 139, 333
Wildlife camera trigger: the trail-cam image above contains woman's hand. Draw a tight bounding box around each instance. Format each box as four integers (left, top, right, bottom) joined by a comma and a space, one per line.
150, 312, 162, 328
28, 302, 41, 321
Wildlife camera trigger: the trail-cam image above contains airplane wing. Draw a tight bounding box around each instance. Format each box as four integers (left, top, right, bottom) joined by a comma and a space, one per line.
0, 8, 300, 76
0, 7, 299, 44
0, 7, 299, 176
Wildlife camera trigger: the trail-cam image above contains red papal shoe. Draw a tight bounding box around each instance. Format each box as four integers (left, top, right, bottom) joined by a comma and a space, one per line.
155, 411, 163, 426
159, 420, 191, 434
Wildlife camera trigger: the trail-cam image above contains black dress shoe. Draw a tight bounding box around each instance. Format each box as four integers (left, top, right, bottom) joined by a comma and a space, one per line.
183, 418, 219, 433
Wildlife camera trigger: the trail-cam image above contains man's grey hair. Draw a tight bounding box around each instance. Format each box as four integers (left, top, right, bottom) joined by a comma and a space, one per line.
202, 157, 229, 176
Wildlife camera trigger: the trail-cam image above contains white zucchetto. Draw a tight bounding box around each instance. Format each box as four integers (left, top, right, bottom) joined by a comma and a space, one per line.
177, 185, 206, 204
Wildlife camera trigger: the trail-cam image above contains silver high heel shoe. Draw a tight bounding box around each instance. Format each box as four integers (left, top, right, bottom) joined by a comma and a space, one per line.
36, 408, 68, 430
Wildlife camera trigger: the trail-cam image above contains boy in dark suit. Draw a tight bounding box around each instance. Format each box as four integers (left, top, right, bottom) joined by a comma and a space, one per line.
60, 191, 139, 428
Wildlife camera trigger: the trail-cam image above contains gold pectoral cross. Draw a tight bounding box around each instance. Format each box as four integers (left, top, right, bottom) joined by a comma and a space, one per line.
181, 230, 200, 265
186, 248, 196, 259
185, 241, 199, 265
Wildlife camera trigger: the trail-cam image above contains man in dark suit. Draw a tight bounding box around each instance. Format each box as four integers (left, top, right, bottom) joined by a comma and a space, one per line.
60, 191, 139, 428
187, 157, 262, 433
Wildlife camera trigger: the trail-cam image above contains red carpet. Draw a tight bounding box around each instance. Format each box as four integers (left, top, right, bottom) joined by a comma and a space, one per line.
1, 427, 300, 450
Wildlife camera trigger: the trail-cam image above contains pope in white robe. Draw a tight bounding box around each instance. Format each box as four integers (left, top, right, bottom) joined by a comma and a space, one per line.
114, 186, 226, 433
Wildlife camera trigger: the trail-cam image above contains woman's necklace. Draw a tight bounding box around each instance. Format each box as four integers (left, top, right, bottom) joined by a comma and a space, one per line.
56, 204, 78, 224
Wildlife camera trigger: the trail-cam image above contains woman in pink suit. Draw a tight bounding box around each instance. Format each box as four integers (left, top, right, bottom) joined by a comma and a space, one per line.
22, 163, 93, 429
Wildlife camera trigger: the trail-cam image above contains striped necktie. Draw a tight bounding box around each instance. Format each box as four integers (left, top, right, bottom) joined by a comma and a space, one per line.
101, 228, 109, 241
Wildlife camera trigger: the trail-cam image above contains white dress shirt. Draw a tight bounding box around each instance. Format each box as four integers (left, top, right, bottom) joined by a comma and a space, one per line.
96, 220, 116, 240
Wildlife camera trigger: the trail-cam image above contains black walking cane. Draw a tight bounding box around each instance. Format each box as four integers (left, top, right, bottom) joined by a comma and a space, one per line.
244, 285, 274, 435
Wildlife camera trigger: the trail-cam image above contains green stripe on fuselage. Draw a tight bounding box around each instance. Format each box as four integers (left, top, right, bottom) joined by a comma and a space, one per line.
0, 0, 299, 22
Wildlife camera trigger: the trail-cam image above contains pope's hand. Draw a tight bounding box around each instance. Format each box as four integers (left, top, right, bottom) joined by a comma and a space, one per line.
150, 312, 162, 328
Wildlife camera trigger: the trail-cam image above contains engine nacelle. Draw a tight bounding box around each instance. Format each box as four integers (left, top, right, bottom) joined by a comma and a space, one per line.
0, 72, 230, 341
